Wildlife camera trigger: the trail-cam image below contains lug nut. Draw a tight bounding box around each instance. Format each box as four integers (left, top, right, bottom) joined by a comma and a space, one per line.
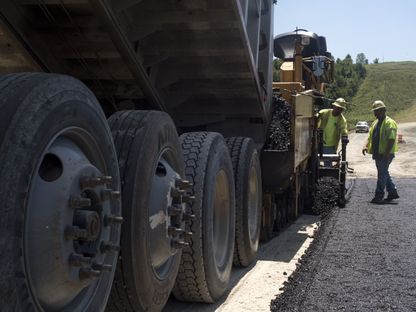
101, 189, 121, 201
183, 212, 196, 221
69, 253, 92, 267
92, 262, 113, 272
171, 188, 185, 198
80, 176, 103, 189
104, 215, 124, 226
172, 239, 189, 249
182, 195, 195, 204
168, 226, 184, 236
79, 268, 101, 280
69, 196, 91, 209
182, 231, 193, 239
65, 226, 88, 240
175, 178, 193, 190
101, 176, 113, 185
101, 242, 120, 254
80, 176, 114, 188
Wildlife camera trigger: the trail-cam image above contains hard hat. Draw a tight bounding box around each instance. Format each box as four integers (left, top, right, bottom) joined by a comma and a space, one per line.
332, 98, 347, 110
372, 100, 386, 111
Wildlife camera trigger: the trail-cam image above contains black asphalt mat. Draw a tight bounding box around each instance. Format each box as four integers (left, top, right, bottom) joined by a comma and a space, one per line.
271, 178, 416, 312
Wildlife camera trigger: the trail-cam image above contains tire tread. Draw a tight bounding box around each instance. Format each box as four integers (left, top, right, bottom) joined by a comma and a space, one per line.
106, 111, 150, 312
173, 132, 213, 302
225, 137, 261, 267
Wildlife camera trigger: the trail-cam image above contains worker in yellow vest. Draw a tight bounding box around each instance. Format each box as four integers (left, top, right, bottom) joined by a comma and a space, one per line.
362, 100, 399, 204
318, 98, 348, 166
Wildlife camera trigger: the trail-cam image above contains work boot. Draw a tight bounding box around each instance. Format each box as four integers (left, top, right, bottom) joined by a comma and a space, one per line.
370, 197, 384, 204
385, 191, 400, 201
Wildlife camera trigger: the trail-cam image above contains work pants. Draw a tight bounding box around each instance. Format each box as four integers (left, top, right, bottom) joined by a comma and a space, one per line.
374, 154, 396, 199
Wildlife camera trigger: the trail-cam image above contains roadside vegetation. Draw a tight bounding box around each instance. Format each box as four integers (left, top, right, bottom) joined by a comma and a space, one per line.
346, 61, 416, 126
325, 53, 367, 103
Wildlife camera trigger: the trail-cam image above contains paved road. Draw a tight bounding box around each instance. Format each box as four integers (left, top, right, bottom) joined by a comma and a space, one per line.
272, 123, 416, 311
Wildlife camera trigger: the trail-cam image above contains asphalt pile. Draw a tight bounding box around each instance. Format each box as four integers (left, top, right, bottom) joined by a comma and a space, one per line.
266, 95, 291, 151
311, 177, 339, 216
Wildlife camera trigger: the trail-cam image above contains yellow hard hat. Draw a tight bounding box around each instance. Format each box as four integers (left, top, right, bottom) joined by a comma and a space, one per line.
332, 98, 347, 110
372, 100, 386, 111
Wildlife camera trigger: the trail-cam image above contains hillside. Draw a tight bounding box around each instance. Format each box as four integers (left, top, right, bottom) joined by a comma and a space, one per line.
345, 61, 416, 126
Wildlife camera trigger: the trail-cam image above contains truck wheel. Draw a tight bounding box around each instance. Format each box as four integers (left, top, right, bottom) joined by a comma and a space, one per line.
225, 137, 262, 266
173, 132, 235, 303
106, 111, 187, 311
0, 73, 121, 311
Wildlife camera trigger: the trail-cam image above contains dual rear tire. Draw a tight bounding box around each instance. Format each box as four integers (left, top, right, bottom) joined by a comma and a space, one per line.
106, 111, 185, 311
0, 73, 263, 311
226, 137, 262, 267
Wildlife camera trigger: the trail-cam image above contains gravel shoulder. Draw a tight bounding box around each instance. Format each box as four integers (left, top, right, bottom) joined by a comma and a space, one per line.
165, 215, 320, 312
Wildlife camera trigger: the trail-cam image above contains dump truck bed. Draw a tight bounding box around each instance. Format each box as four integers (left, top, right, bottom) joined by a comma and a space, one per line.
0, 0, 273, 142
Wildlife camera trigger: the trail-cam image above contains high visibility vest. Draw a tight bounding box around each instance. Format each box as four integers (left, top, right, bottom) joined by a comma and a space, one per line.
367, 116, 398, 154
317, 109, 348, 148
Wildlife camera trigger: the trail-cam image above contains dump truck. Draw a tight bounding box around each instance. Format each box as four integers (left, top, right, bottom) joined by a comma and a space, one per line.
0, 1, 334, 311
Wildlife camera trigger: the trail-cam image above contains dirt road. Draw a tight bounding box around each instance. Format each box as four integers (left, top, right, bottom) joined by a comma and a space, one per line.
348, 122, 416, 178
271, 122, 416, 311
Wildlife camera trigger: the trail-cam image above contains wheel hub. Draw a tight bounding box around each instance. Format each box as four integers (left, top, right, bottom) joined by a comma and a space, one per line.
26, 137, 122, 310
148, 158, 194, 279
73, 210, 101, 241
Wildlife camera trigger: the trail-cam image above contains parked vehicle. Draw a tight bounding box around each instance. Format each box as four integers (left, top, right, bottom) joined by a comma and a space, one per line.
0, 1, 336, 311
356, 121, 370, 133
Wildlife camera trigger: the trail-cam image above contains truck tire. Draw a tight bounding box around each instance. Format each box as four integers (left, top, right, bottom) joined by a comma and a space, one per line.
226, 137, 262, 267
173, 132, 235, 303
106, 111, 187, 311
0, 73, 121, 312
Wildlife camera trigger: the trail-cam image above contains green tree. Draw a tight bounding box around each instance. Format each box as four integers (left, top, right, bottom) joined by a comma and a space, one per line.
373, 58, 379, 64
326, 54, 367, 104
356, 53, 368, 65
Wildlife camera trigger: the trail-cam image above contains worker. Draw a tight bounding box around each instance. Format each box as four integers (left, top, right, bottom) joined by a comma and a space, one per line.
362, 100, 399, 204
318, 98, 348, 166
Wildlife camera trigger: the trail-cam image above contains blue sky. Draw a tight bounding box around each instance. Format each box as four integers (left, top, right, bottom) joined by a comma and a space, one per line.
273, 1, 416, 62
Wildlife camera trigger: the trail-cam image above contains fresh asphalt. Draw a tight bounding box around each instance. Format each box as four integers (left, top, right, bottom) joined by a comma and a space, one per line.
271, 176, 416, 311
